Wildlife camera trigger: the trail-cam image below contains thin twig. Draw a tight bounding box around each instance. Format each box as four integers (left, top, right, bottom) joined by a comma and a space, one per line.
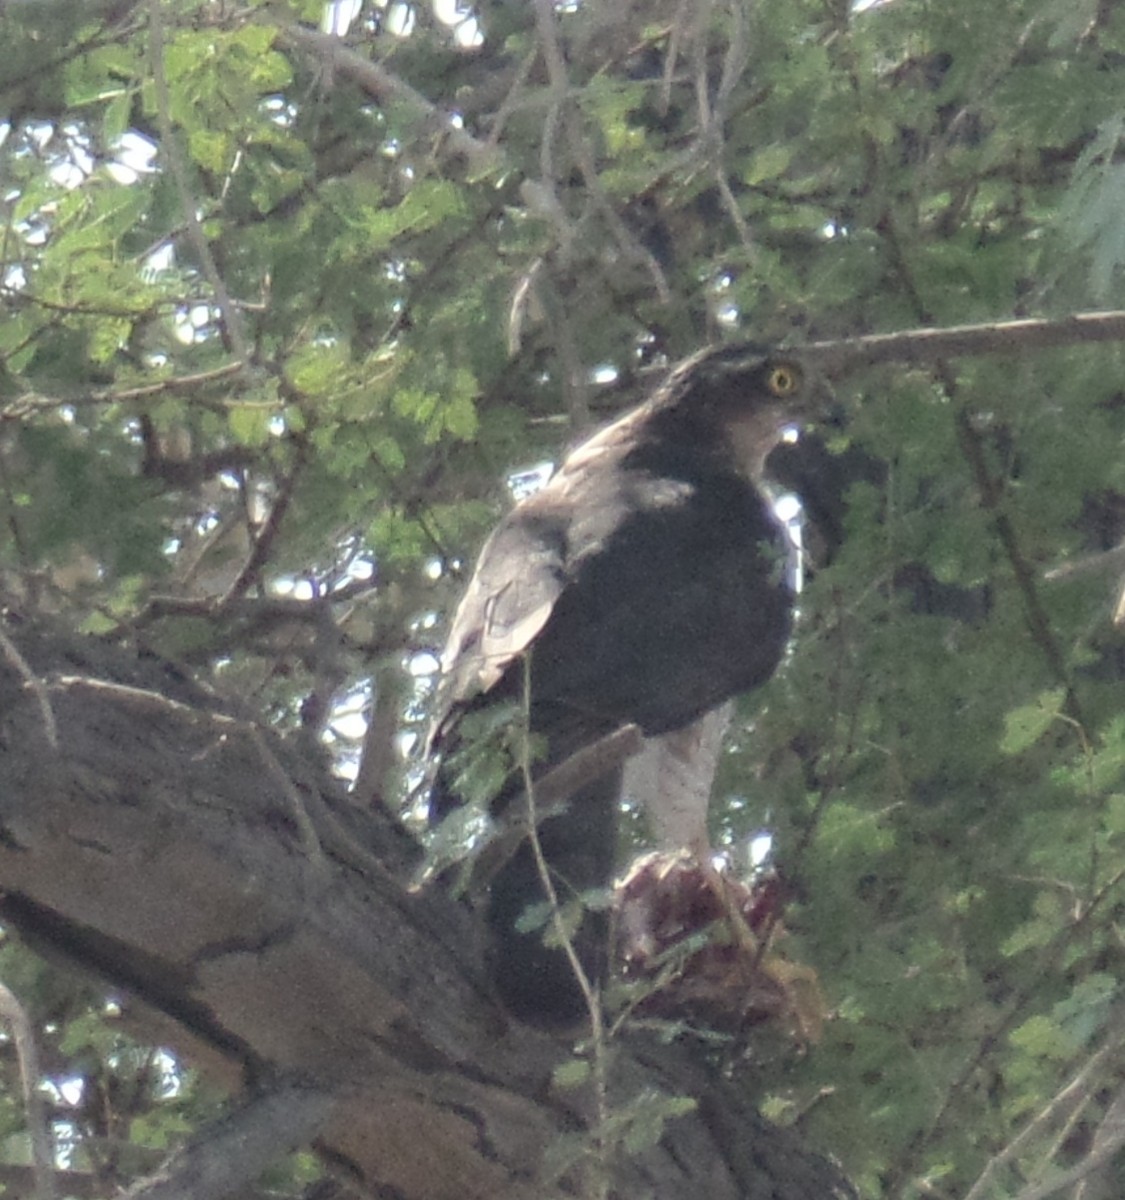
701, 0, 756, 259
1044, 541, 1125, 582
713, 0, 749, 121
1, 363, 247, 420
0, 628, 58, 749
1006, 1107, 1125, 1200
962, 1008, 1125, 1200
663, 4, 691, 114
485, 47, 540, 151
0, 980, 56, 1200
149, 0, 249, 367
517, 657, 612, 1200
218, 440, 307, 608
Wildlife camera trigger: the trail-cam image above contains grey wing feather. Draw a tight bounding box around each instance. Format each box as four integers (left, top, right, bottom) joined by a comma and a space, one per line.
431, 413, 637, 738
433, 508, 569, 726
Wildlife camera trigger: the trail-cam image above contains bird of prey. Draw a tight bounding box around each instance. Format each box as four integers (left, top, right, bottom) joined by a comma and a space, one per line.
429, 345, 817, 1024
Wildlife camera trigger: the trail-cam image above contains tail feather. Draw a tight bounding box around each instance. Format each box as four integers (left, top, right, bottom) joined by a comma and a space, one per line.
486, 766, 622, 1025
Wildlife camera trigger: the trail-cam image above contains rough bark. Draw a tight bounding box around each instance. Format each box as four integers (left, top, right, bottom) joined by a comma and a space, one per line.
0, 624, 854, 1200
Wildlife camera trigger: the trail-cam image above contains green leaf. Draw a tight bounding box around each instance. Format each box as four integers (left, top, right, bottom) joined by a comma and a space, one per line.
744, 144, 792, 185
228, 405, 274, 446
1000, 688, 1067, 755
1009, 1015, 1073, 1061
189, 128, 232, 174
552, 1059, 591, 1089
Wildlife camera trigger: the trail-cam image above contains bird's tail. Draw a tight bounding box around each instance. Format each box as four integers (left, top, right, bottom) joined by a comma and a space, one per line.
486, 765, 622, 1026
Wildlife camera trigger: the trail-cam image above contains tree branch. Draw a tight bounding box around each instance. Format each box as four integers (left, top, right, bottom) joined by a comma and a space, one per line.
1, 363, 248, 420
0, 980, 56, 1200
459, 724, 645, 891
148, 0, 249, 367
0, 629, 854, 1200
121, 1082, 335, 1200
963, 1008, 1125, 1200
803, 310, 1125, 376
277, 26, 501, 178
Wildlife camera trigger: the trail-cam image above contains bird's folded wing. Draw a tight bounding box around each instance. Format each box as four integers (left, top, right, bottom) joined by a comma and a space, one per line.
438, 514, 569, 703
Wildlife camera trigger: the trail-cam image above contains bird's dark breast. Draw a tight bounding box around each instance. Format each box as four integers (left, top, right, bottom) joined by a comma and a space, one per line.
525, 466, 793, 736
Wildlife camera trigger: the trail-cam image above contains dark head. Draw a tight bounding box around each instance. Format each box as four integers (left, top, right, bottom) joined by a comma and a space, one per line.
650, 344, 820, 479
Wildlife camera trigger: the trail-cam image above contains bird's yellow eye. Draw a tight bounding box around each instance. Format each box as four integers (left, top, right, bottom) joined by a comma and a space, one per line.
766, 364, 800, 397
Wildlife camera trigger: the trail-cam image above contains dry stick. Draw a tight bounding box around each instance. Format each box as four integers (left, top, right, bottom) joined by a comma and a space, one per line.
0, 981, 57, 1200
0, 627, 58, 750
887, 863, 1125, 1200
469, 724, 644, 890
662, 3, 691, 115
1, 363, 246, 420
1061, 1079, 1125, 1200
518, 659, 612, 1200
962, 1009, 1125, 1200
801, 310, 1125, 375
1044, 541, 1125, 582
484, 46, 539, 152
148, 0, 249, 368
1006, 1096, 1125, 1200
218, 440, 307, 609
277, 26, 500, 177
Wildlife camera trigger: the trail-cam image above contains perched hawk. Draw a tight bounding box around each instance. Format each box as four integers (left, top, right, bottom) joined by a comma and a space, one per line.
430, 346, 817, 1024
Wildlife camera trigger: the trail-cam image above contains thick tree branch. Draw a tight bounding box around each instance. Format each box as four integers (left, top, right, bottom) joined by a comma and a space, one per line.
0, 628, 854, 1200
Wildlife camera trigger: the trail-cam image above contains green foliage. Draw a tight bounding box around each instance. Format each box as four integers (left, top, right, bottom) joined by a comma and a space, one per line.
5, 0, 1125, 1195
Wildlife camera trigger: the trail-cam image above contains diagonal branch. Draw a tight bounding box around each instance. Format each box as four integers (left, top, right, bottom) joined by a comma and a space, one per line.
465, 723, 645, 890
277, 26, 501, 177
121, 1082, 335, 1200
962, 1007, 1125, 1200
0, 980, 56, 1200
218, 440, 308, 607
149, 0, 250, 367
951, 403, 1078, 714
